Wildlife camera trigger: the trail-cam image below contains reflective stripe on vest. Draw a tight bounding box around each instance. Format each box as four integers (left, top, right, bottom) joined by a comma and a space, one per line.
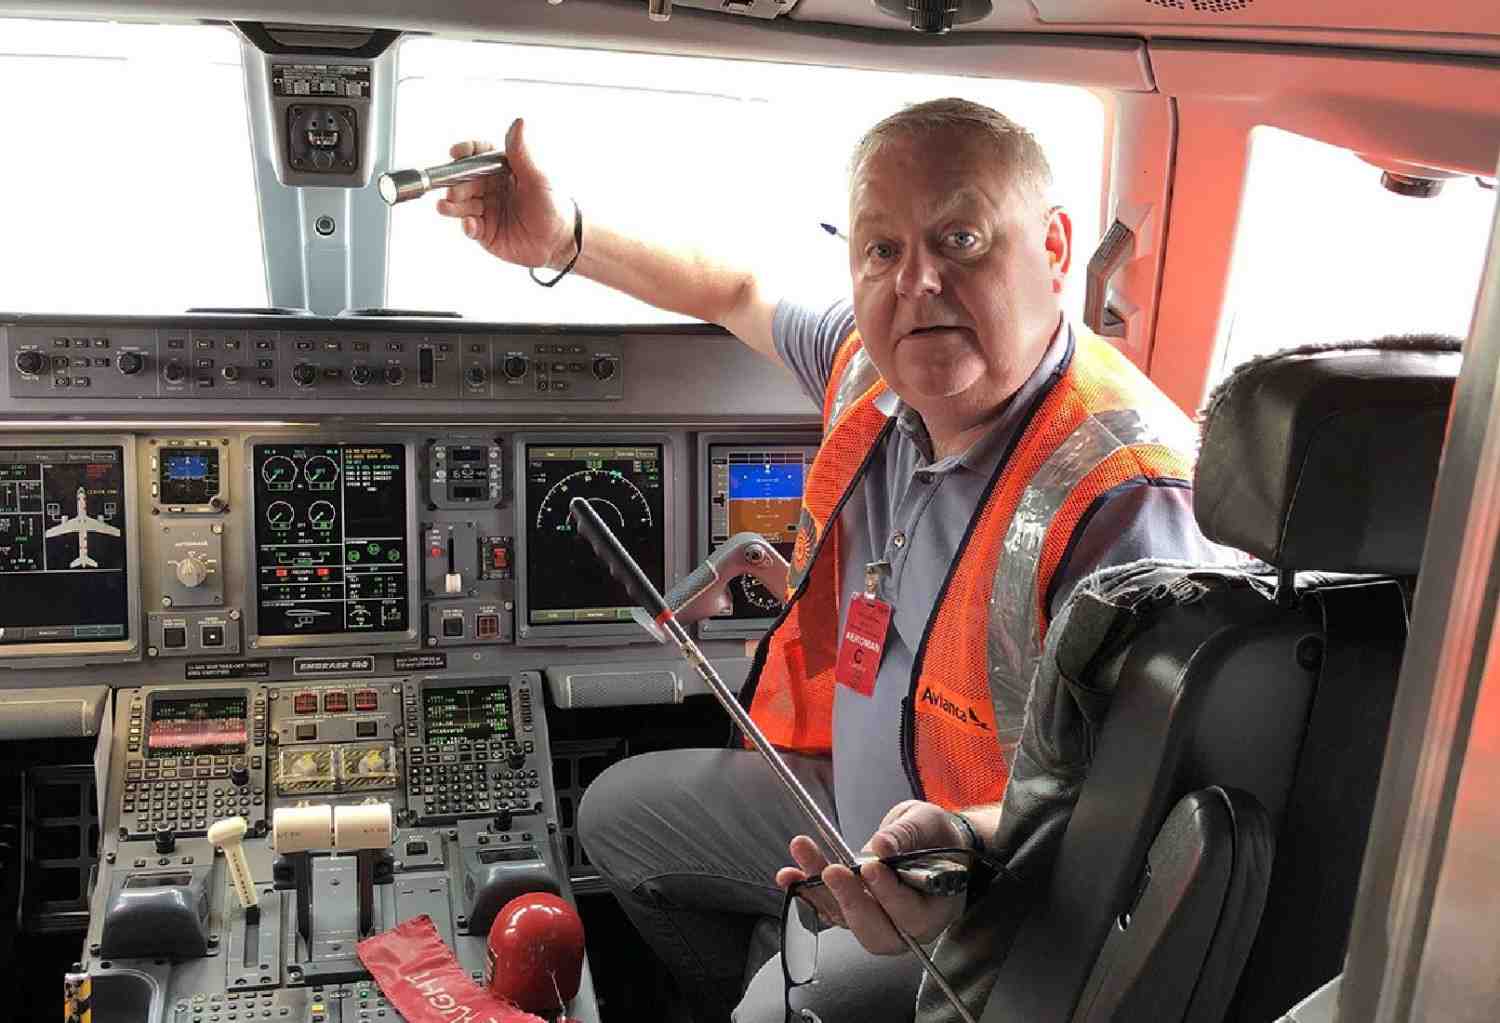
744, 325, 1195, 809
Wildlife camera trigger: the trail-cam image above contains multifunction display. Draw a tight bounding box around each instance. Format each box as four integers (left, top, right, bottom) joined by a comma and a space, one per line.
148, 695, 248, 758
0, 447, 128, 643
524, 444, 666, 626
708, 444, 814, 619
159, 445, 222, 507
252, 443, 410, 635
423, 684, 514, 743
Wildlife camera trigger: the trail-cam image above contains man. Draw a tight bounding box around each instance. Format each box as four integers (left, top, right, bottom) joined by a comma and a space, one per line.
436, 99, 1221, 1023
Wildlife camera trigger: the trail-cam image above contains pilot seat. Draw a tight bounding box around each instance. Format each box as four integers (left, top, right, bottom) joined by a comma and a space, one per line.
918, 335, 1461, 1023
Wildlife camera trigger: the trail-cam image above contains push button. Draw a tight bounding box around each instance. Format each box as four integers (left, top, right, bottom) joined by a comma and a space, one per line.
295, 723, 317, 741
356, 721, 377, 738
442, 617, 463, 637
162, 627, 187, 649
201, 625, 224, 647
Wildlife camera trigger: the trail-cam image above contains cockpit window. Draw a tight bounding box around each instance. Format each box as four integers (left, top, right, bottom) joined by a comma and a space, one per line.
1216, 126, 1496, 380
390, 38, 1106, 324
0, 19, 266, 315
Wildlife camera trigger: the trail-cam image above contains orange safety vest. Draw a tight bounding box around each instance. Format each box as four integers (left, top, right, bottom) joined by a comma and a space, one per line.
742, 325, 1197, 810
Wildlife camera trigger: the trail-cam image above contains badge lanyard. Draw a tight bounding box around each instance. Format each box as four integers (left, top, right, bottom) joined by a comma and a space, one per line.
835, 560, 893, 697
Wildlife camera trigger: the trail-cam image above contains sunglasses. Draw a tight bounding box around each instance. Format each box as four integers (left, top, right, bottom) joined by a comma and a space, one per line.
779, 846, 1001, 1023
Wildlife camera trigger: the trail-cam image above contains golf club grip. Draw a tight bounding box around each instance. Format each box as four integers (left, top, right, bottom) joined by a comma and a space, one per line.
568, 496, 670, 620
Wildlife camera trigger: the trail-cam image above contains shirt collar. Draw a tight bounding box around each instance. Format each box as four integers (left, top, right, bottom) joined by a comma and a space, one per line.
875, 316, 1072, 472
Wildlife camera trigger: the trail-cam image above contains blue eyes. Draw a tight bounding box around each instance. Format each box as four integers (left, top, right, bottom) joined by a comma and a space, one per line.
863, 233, 980, 262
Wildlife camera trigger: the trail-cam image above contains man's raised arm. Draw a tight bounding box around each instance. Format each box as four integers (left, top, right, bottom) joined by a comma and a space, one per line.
433, 118, 781, 363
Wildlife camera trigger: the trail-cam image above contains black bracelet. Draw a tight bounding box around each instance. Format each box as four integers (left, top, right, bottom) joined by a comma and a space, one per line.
529, 200, 582, 288
951, 810, 986, 856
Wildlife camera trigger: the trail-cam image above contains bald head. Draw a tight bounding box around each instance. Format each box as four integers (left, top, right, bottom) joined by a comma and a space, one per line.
850, 97, 1053, 211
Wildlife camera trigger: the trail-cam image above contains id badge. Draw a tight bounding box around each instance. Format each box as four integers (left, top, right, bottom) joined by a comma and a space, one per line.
836, 592, 892, 698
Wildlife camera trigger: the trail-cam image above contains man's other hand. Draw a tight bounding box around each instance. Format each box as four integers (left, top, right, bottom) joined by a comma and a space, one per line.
774, 800, 968, 955
434, 118, 576, 270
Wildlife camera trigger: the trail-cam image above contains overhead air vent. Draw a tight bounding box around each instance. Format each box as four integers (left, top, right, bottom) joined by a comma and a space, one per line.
1145, 0, 1254, 11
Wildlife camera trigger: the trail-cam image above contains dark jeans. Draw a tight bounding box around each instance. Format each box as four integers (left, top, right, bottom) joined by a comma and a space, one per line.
577, 748, 921, 1023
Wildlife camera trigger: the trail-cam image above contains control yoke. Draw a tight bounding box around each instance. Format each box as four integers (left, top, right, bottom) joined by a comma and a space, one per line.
661, 532, 790, 626
566, 497, 979, 1023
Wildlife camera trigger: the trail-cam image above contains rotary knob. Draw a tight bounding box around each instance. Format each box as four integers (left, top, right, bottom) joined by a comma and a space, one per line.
464, 365, 488, 387
384, 364, 406, 385
591, 356, 617, 381
14, 350, 46, 376
115, 351, 145, 376
175, 556, 209, 588
221, 365, 241, 383
162, 359, 187, 385
350, 364, 372, 386
502, 355, 529, 380
292, 363, 318, 387
230, 761, 250, 787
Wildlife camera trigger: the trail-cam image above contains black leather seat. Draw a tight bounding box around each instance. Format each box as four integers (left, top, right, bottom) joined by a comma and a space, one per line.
926, 338, 1461, 1023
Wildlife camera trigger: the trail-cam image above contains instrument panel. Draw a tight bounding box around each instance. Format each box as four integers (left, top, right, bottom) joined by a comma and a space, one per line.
0, 425, 815, 671
0, 314, 820, 1023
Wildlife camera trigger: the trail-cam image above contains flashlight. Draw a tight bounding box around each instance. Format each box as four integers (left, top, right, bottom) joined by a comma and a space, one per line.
378, 150, 511, 206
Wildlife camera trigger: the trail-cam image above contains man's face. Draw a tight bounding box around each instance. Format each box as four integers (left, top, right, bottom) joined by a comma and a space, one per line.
848, 130, 1069, 420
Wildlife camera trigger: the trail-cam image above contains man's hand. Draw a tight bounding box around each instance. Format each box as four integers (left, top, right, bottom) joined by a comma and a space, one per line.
434, 118, 576, 270
774, 800, 969, 955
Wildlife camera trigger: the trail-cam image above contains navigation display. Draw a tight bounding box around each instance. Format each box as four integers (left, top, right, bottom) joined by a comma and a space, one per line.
252, 443, 410, 636
524, 443, 666, 626
0, 446, 128, 644
423, 684, 513, 743
708, 443, 815, 620
148, 695, 248, 758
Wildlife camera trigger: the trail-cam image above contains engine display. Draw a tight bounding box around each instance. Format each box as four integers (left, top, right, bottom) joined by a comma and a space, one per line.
524, 444, 665, 626
423, 683, 514, 743
147, 695, 248, 757
0, 446, 128, 644
252, 443, 410, 635
707, 443, 814, 619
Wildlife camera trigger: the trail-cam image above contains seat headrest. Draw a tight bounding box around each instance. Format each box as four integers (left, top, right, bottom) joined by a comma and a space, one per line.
1195, 337, 1461, 575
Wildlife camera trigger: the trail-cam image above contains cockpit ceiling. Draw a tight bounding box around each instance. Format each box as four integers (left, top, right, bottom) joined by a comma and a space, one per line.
8, 0, 1500, 60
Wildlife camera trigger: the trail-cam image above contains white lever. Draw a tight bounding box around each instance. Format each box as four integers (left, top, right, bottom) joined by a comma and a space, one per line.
207, 816, 259, 914
333, 802, 394, 851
